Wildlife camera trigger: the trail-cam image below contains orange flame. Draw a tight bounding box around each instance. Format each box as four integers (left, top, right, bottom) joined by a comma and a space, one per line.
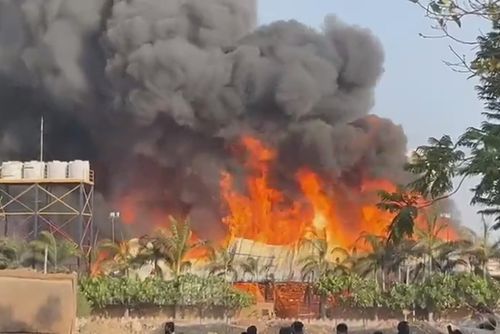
221, 136, 456, 249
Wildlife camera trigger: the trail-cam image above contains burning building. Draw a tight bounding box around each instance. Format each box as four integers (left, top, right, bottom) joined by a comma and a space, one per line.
0, 0, 453, 258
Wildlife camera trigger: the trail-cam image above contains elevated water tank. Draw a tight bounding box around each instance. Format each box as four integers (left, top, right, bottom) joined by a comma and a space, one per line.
23, 161, 45, 180
1, 161, 23, 179
68, 160, 90, 181
47, 161, 68, 179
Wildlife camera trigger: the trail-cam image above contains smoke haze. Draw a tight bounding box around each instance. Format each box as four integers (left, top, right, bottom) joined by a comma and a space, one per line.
0, 0, 408, 239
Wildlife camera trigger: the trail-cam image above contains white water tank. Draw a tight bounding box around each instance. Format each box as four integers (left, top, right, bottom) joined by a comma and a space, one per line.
47, 161, 68, 179
23, 161, 45, 180
1, 161, 23, 179
68, 160, 90, 181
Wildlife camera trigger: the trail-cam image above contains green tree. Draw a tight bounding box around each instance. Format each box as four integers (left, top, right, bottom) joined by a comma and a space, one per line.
459, 220, 500, 279
207, 245, 239, 282
354, 234, 391, 291
94, 239, 141, 277
299, 237, 350, 282
0, 238, 26, 269
163, 217, 205, 278
398, 1, 500, 231
411, 207, 463, 277
24, 231, 80, 272
240, 257, 273, 282
377, 189, 420, 245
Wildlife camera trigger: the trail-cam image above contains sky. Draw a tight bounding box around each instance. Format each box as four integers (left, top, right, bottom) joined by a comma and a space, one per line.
258, 0, 487, 231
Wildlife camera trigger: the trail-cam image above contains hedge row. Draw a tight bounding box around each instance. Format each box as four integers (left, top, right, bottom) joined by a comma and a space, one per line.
316, 273, 500, 312
79, 274, 254, 310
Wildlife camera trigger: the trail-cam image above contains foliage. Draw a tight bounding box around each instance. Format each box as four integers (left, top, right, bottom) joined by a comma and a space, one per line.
24, 231, 80, 272
240, 256, 274, 282
92, 239, 142, 277
299, 235, 350, 281
316, 272, 500, 312
207, 245, 239, 282
384, 283, 417, 311
457, 221, 500, 278
0, 238, 26, 269
77, 290, 93, 318
138, 217, 205, 278
415, 273, 460, 311
373, 1, 500, 241
315, 274, 380, 309
377, 189, 420, 244
79, 274, 254, 310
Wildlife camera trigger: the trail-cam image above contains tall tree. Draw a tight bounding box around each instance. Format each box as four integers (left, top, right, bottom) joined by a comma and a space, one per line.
0, 238, 26, 269
395, 1, 500, 230
240, 256, 273, 282
24, 231, 80, 272
207, 245, 239, 282
163, 217, 205, 278
459, 219, 500, 279
299, 237, 350, 282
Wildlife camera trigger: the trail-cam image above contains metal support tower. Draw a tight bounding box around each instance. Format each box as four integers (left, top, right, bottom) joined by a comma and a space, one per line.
0, 173, 95, 258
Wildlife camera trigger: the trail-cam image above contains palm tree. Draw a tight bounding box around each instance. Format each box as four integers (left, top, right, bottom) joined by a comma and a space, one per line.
353, 233, 397, 291
459, 219, 500, 279
240, 257, 273, 282
298, 233, 350, 320
163, 217, 204, 278
137, 233, 172, 277
207, 245, 239, 282
0, 238, 27, 269
299, 237, 350, 282
24, 231, 80, 272
92, 239, 141, 277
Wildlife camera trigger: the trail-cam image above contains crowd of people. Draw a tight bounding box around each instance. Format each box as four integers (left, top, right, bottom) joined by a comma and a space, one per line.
163, 320, 413, 334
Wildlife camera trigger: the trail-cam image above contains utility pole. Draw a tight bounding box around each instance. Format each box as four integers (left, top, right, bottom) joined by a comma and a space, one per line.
40, 116, 44, 162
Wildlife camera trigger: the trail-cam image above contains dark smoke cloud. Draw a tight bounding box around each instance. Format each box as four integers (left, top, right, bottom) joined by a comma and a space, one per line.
0, 0, 407, 239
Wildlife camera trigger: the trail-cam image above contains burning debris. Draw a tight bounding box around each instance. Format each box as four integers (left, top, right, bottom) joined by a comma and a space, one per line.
0, 0, 448, 247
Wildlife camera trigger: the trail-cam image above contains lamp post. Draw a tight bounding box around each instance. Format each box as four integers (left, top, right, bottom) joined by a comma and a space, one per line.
109, 212, 120, 243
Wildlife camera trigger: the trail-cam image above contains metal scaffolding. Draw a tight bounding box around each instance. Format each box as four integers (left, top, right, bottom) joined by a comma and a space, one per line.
0, 176, 95, 256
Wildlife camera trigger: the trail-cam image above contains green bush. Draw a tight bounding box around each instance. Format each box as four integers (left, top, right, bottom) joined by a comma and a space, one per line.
79, 274, 255, 310
315, 272, 500, 313
76, 290, 93, 318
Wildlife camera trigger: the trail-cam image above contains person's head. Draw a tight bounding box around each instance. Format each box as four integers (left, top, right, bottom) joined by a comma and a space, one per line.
246, 325, 257, 334
374, 331, 383, 334
336, 323, 348, 334
291, 321, 304, 333
280, 327, 293, 334
164, 321, 175, 334
397, 321, 410, 334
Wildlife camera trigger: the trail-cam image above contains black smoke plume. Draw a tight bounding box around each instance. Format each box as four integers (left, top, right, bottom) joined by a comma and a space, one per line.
0, 0, 407, 239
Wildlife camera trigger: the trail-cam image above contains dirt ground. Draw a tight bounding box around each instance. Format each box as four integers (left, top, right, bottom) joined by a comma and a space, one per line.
77, 318, 445, 334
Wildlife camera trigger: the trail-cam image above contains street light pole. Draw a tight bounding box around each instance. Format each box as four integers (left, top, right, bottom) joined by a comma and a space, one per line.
109, 212, 120, 243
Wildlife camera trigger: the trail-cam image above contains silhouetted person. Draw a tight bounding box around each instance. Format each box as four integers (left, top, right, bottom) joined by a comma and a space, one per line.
447, 325, 463, 334
280, 327, 293, 334
246, 325, 257, 334
291, 321, 304, 334
374, 331, 383, 334
164, 321, 175, 334
337, 323, 348, 334
397, 321, 410, 334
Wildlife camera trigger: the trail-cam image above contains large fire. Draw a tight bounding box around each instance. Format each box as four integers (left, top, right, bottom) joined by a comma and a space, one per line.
221, 136, 456, 250
116, 136, 457, 254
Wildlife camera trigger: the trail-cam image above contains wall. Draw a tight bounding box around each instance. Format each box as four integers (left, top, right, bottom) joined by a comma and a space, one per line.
0, 269, 77, 334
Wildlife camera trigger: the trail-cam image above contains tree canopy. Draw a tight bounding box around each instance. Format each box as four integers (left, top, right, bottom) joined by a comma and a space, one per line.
377, 1, 500, 242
